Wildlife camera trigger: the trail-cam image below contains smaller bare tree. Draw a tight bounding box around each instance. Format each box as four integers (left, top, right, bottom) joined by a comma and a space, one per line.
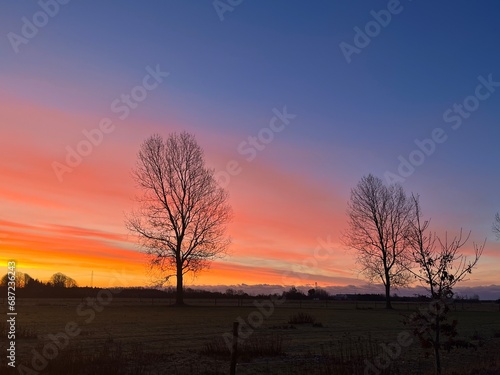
406, 195, 485, 375
49, 273, 78, 288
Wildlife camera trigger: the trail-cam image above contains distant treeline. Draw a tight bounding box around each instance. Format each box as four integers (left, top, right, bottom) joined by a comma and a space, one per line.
0, 278, 496, 302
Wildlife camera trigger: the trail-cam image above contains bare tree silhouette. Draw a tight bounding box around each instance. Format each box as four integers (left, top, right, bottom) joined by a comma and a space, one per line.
126, 132, 232, 306
406, 194, 485, 375
0, 272, 33, 287
49, 272, 78, 288
407, 195, 484, 299
343, 174, 414, 309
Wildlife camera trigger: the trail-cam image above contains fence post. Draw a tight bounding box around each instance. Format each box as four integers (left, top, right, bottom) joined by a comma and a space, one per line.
230, 321, 239, 375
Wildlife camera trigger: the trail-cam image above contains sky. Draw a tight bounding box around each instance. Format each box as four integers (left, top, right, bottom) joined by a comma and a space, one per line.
1, 1, 499, 298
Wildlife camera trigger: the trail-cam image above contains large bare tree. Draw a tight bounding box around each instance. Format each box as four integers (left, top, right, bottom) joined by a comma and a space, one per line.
406, 195, 484, 375
126, 132, 232, 306
343, 174, 414, 309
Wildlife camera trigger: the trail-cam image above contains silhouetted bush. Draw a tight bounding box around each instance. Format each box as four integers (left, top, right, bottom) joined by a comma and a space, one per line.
288, 312, 316, 324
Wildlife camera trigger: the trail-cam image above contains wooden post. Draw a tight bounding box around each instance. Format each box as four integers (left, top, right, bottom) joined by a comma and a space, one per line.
230, 322, 239, 375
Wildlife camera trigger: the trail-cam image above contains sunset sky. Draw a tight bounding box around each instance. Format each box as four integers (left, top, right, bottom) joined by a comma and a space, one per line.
1, 1, 499, 297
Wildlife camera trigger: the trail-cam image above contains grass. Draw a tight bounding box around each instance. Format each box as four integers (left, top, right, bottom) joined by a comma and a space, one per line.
317, 334, 397, 375
0, 321, 37, 339
1, 298, 500, 374
202, 333, 285, 360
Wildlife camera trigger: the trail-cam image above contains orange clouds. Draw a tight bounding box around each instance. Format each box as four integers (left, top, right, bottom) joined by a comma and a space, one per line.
2, 92, 498, 292
0, 219, 147, 285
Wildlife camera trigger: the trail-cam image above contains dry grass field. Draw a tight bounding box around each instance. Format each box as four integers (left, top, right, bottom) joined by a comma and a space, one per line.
2, 298, 500, 374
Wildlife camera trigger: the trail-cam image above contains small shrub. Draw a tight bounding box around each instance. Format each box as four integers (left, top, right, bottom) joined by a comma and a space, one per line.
288, 312, 316, 325
470, 330, 483, 340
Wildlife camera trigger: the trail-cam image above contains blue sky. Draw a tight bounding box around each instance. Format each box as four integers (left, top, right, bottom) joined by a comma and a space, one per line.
1, 1, 499, 292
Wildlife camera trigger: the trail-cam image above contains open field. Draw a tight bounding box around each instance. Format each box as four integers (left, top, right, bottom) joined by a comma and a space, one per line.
2, 298, 500, 374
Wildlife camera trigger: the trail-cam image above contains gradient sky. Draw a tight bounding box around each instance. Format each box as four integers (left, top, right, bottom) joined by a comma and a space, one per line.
1, 1, 499, 296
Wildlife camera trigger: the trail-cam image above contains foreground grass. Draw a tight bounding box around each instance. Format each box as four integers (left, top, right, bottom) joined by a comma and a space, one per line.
1, 298, 500, 374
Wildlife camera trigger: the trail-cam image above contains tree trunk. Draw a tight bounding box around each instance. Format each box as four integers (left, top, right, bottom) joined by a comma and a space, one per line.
434, 316, 441, 375
385, 275, 393, 309
175, 264, 185, 306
